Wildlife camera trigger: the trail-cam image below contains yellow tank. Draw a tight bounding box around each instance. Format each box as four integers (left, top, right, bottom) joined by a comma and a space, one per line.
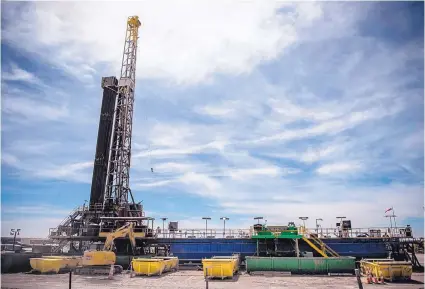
202, 258, 237, 279
30, 256, 82, 274
162, 257, 179, 272
131, 258, 166, 276
82, 250, 116, 266
360, 259, 412, 281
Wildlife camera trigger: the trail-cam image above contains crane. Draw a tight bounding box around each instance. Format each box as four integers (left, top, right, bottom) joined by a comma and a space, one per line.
75, 222, 137, 275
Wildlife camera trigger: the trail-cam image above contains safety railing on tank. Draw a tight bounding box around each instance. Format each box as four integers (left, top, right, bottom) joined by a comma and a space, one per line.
156, 228, 252, 239
310, 226, 413, 239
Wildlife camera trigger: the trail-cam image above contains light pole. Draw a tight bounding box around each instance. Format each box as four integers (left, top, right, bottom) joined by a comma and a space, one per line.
202, 217, 211, 237
254, 216, 263, 224
10, 229, 21, 251
299, 217, 308, 228
220, 217, 229, 237
316, 218, 323, 234
161, 217, 168, 237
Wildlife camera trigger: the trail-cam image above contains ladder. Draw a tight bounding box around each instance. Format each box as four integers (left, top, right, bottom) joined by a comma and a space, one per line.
300, 227, 340, 258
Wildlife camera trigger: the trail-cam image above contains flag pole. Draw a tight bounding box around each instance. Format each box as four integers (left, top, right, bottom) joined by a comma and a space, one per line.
392, 206, 397, 229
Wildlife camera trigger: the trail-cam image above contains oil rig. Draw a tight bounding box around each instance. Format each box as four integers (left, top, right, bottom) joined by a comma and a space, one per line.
49, 16, 153, 253
45, 16, 424, 273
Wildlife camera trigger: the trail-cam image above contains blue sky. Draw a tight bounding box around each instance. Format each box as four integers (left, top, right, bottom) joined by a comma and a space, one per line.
1, 2, 424, 237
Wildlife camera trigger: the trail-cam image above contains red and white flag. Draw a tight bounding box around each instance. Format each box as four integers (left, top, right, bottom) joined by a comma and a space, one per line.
385, 208, 393, 213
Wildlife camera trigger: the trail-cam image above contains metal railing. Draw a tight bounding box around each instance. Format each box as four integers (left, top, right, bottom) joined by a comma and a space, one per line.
156, 228, 252, 239
308, 226, 413, 239
48, 225, 414, 240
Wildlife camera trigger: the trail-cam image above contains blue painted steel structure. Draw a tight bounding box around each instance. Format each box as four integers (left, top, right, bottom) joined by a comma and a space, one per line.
321, 239, 387, 259
150, 238, 388, 261
155, 238, 257, 260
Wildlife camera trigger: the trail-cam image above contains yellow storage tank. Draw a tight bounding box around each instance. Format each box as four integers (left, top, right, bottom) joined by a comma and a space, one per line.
30, 256, 82, 274
360, 259, 412, 281
162, 257, 179, 272
132, 258, 166, 276
202, 258, 237, 279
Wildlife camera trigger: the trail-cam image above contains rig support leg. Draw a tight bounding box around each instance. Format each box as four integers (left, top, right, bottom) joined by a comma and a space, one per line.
295, 239, 300, 257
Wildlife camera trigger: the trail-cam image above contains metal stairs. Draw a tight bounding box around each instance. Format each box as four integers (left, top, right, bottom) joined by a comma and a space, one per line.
300, 227, 340, 258
48, 206, 84, 253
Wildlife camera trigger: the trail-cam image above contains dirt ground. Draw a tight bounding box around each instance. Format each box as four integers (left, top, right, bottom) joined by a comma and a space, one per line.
1, 255, 423, 289
1, 271, 423, 289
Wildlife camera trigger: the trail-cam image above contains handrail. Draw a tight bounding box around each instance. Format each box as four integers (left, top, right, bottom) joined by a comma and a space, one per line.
300, 226, 340, 258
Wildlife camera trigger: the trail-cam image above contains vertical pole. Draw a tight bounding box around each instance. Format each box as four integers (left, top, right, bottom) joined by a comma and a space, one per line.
205, 219, 208, 238
69, 270, 72, 289
256, 239, 259, 256
355, 269, 363, 289
12, 231, 16, 251
223, 219, 226, 238
295, 239, 300, 257
393, 207, 397, 229
162, 220, 165, 237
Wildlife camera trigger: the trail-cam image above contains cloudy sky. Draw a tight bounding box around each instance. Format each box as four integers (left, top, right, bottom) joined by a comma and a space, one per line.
1, 1, 424, 238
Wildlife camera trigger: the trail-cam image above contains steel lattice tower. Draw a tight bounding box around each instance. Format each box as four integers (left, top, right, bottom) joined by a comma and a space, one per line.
104, 16, 141, 209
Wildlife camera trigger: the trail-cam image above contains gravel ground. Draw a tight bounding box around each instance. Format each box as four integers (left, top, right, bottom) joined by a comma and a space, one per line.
1, 271, 423, 289
1, 255, 423, 289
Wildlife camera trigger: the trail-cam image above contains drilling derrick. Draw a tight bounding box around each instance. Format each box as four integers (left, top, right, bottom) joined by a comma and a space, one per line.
104, 16, 141, 216
48, 17, 153, 254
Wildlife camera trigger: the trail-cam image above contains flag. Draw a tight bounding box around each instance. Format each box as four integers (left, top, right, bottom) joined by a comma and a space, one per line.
385, 208, 393, 213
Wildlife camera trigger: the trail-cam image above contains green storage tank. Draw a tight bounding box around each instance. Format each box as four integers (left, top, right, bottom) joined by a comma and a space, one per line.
247, 257, 274, 271
272, 257, 299, 272
246, 257, 355, 274
327, 257, 356, 274
299, 258, 327, 274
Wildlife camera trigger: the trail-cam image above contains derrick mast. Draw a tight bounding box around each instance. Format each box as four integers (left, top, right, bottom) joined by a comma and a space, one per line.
104, 16, 141, 213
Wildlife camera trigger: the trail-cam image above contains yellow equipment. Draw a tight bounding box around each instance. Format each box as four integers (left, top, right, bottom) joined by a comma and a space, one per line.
202, 256, 239, 279
131, 258, 166, 276
75, 222, 136, 275
360, 259, 412, 282
30, 256, 82, 274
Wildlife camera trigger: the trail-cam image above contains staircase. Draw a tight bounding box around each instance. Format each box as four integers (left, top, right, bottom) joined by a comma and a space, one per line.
300, 227, 340, 258
48, 206, 84, 253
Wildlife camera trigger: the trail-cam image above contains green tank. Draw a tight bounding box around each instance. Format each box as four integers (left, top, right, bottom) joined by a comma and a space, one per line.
245, 257, 356, 274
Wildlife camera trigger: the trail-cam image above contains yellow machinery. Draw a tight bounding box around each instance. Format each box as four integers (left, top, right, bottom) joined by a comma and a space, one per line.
74, 222, 136, 275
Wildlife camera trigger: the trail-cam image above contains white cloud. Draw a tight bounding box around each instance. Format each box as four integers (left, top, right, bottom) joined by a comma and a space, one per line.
2, 152, 92, 183
229, 167, 280, 180
34, 161, 93, 181
2, 205, 71, 216
180, 172, 221, 195
197, 105, 236, 117
2, 64, 40, 84
2, 96, 69, 122
316, 162, 363, 175
1, 2, 324, 85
